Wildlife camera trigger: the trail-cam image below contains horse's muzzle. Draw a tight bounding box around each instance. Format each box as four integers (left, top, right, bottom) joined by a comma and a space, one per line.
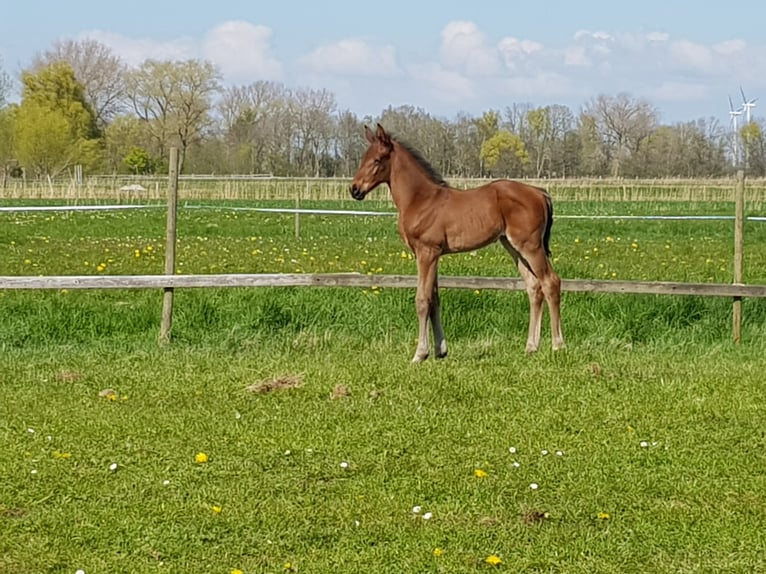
350, 185, 366, 201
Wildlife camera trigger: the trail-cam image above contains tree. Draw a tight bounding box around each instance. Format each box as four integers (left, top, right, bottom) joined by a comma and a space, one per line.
582, 93, 659, 176
33, 39, 126, 128
480, 130, 529, 176
0, 57, 12, 107
14, 62, 102, 177
125, 59, 221, 170
293, 87, 336, 176
218, 81, 288, 173
0, 105, 17, 186
475, 110, 500, 176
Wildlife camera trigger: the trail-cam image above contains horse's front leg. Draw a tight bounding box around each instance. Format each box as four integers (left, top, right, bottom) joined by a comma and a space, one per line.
413, 250, 439, 363
429, 275, 448, 359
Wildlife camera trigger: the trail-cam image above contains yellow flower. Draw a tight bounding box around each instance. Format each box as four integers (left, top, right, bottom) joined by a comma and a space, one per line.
211, 505, 222, 513
284, 562, 294, 571
485, 554, 502, 566
231, 570, 244, 574
598, 511, 610, 520
194, 452, 209, 464
474, 468, 488, 478
433, 548, 444, 557
52, 450, 71, 459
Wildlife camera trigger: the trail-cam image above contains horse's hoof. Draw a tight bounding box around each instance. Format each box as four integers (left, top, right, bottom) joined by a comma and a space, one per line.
525, 345, 539, 354
412, 353, 429, 363
435, 350, 448, 360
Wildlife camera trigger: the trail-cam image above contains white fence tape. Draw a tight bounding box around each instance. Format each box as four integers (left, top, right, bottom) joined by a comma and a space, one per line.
1, 203, 764, 222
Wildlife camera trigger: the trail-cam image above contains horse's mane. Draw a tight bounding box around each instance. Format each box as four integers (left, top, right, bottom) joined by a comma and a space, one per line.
393, 137, 448, 187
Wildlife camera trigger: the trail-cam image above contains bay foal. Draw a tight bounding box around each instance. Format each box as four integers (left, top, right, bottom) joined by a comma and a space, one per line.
350, 124, 564, 362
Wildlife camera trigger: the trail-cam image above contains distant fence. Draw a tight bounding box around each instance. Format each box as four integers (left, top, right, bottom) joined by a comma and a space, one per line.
4, 174, 766, 206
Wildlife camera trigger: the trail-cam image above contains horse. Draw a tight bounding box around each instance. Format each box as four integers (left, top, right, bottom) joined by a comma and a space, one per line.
350, 123, 564, 362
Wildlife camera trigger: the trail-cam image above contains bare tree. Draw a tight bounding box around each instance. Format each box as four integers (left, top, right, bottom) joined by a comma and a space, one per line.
218, 81, 290, 173
33, 39, 126, 129
125, 59, 221, 170
582, 93, 659, 176
293, 87, 336, 176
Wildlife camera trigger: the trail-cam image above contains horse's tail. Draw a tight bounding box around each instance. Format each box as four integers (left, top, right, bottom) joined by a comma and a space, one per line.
542, 190, 553, 258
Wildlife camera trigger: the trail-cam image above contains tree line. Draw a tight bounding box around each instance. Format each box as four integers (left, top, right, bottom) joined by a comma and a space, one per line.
0, 39, 764, 184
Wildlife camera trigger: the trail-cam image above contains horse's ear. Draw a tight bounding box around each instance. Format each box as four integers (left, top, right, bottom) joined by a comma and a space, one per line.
364, 125, 376, 144
376, 123, 392, 146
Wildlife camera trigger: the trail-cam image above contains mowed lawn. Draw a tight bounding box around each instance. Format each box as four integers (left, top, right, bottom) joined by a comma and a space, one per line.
1, 201, 766, 573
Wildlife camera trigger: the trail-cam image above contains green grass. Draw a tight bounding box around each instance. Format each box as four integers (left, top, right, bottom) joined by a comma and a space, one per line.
1, 201, 766, 573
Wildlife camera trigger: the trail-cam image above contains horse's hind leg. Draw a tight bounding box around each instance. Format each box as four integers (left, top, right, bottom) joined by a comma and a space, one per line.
430, 276, 448, 359
499, 237, 544, 352
522, 248, 565, 351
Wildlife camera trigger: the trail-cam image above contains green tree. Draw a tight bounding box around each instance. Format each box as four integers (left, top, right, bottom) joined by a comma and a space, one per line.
14, 62, 102, 177
480, 130, 529, 177
123, 146, 157, 174
0, 105, 17, 186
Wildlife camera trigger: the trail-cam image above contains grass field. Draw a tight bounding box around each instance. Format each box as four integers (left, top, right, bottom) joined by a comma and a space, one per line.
2, 199, 766, 573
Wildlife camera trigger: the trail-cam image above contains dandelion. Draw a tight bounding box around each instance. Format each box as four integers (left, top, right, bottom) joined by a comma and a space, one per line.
212, 505, 222, 513
474, 468, 488, 478
231, 569, 244, 574
474, 289, 481, 295
52, 450, 71, 460
598, 511, 610, 520
485, 554, 503, 566
284, 562, 294, 571
194, 452, 209, 464
433, 548, 444, 557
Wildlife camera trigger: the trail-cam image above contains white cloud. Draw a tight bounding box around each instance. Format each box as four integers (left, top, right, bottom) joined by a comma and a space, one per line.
650, 81, 710, 102
440, 21, 499, 76
713, 39, 746, 56
203, 21, 281, 81
670, 40, 714, 72
81, 30, 196, 66
564, 46, 590, 67
498, 37, 544, 71
300, 39, 399, 77
408, 62, 476, 103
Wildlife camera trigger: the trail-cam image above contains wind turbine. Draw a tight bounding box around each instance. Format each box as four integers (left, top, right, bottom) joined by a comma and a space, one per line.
740, 86, 757, 124
729, 95, 743, 166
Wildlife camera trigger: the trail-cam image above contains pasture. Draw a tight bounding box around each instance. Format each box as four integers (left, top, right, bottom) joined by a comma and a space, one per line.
2, 197, 766, 573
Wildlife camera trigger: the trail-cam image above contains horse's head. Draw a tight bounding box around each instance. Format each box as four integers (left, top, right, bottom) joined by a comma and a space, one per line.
350, 124, 393, 200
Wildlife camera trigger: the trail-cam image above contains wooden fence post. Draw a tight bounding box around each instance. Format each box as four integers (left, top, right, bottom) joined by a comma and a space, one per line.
159, 147, 179, 345
733, 169, 745, 345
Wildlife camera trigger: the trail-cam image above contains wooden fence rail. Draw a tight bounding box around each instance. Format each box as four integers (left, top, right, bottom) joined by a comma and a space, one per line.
1, 273, 765, 299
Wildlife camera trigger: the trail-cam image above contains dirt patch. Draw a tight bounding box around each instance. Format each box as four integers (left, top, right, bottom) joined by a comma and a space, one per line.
521, 509, 550, 524
55, 371, 82, 382
330, 384, 350, 400
247, 374, 303, 394
0, 506, 27, 519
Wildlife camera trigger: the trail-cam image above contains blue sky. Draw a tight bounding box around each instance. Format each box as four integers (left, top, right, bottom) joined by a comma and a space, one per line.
3, 1, 766, 125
